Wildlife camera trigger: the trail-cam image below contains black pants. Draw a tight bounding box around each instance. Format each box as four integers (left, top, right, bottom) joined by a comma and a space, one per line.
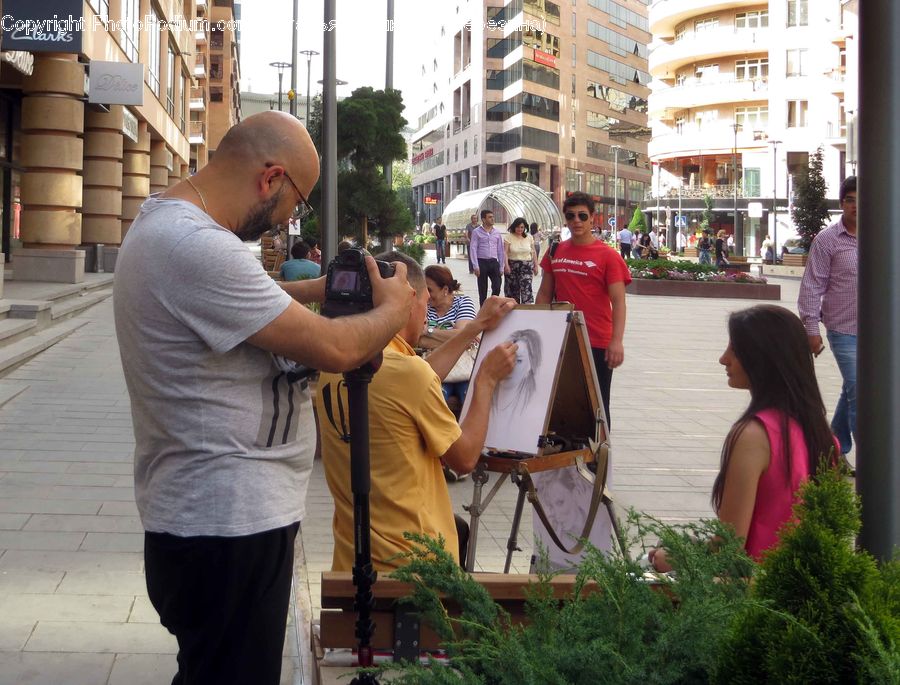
476, 258, 502, 305
591, 348, 614, 429
145, 522, 299, 685
620, 244, 632, 260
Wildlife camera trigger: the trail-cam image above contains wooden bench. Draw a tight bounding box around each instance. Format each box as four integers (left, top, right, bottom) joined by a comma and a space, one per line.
316, 571, 597, 676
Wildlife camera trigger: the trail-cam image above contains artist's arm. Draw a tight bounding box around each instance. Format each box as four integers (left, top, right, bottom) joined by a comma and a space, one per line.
605, 281, 627, 368
440, 342, 516, 474
279, 277, 326, 304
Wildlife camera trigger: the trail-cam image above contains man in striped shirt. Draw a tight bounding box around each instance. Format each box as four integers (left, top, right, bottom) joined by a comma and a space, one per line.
798, 176, 857, 469
470, 209, 508, 305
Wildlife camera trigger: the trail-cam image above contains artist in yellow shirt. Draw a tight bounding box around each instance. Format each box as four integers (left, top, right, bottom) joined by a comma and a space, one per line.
316, 253, 516, 571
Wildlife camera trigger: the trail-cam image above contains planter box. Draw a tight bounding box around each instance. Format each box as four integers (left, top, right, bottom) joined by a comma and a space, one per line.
683, 247, 698, 257
423, 243, 436, 251
626, 278, 781, 300
783, 254, 808, 267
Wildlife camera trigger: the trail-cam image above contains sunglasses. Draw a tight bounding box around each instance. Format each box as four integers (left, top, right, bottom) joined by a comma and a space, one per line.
267, 163, 315, 221
565, 211, 591, 222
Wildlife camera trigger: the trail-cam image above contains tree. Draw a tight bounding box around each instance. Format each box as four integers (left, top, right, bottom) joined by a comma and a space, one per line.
627, 206, 647, 233
791, 147, 831, 251
700, 194, 715, 233
305, 88, 411, 246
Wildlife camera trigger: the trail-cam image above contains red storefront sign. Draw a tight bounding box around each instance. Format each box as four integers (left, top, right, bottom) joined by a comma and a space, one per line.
533, 49, 557, 68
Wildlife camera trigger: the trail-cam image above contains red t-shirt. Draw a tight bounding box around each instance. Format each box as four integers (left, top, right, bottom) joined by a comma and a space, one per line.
541, 239, 632, 348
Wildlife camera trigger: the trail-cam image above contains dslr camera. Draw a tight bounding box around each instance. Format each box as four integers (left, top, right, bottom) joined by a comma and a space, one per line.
322, 247, 395, 318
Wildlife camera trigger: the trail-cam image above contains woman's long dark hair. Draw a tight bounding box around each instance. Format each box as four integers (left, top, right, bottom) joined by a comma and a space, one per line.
711, 305, 837, 511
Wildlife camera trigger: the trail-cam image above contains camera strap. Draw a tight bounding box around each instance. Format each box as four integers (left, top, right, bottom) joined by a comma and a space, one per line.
321, 380, 351, 443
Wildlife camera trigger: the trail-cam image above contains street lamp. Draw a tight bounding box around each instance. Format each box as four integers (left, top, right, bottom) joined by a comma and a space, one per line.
576, 171, 584, 192
611, 145, 621, 231
732, 122, 743, 256
768, 139, 782, 265
299, 49, 319, 124
269, 61, 291, 112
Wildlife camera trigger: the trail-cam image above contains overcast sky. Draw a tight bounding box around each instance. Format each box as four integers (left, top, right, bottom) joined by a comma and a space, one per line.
239, 0, 433, 122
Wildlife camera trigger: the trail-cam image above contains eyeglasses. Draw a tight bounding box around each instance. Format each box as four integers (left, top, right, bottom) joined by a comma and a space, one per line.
268, 163, 315, 221
565, 211, 591, 222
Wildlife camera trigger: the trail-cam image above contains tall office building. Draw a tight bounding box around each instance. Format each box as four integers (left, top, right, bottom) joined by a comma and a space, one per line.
646, 0, 857, 255
410, 0, 652, 230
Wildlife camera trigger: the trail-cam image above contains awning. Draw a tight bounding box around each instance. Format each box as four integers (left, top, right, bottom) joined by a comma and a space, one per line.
442, 181, 564, 231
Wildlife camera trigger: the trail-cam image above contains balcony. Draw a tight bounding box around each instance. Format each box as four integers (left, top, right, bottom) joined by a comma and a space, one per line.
649, 0, 762, 37
193, 54, 206, 79
646, 183, 745, 201
649, 125, 767, 161
650, 77, 767, 119
190, 88, 206, 111
826, 67, 846, 94
195, 27, 208, 44
649, 28, 770, 77
189, 121, 206, 146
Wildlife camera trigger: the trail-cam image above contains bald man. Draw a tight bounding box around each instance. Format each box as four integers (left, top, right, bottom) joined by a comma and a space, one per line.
113, 112, 413, 684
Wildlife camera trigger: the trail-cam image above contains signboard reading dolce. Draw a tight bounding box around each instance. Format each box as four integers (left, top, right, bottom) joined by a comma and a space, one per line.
89, 62, 144, 106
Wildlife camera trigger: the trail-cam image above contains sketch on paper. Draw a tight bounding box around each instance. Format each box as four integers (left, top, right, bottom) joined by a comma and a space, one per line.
531, 464, 614, 572
460, 309, 569, 455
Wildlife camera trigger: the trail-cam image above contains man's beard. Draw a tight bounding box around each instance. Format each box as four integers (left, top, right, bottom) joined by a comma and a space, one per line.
234, 190, 282, 242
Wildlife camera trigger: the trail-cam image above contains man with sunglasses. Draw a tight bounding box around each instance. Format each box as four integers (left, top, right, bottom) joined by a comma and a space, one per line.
536, 191, 631, 426
114, 111, 414, 684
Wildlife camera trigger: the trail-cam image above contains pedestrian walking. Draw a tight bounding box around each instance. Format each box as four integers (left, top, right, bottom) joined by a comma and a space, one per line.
503, 217, 538, 304
469, 209, 506, 305
617, 225, 634, 260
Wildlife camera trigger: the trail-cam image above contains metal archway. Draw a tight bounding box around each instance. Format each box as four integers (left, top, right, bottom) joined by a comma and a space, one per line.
442, 181, 564, 232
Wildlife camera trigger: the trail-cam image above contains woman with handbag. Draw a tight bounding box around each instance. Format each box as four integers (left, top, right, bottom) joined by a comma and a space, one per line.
423, 265, 478, 407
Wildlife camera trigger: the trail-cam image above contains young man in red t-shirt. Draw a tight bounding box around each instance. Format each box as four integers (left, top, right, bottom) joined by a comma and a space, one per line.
536, 191, 631, 426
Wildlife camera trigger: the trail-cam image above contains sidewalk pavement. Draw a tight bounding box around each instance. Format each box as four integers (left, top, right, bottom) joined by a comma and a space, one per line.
0, 248, 846, 684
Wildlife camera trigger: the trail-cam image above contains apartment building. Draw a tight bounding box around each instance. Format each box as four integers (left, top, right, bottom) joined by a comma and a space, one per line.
410, 0, 652, 231
0, 0, 241, 283
646, 0, 857, 255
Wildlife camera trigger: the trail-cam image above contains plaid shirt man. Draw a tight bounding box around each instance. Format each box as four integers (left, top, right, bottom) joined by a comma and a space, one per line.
798, 217, 858, 337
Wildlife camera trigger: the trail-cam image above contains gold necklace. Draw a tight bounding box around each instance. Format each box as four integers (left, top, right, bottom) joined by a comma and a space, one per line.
186, 176, 209, 214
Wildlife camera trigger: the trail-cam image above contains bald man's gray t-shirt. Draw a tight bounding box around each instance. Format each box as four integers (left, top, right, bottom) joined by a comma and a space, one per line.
114, 196, 314, 537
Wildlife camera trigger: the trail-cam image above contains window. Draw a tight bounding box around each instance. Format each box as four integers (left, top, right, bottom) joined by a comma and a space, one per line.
586, 0, 649, 32
522, 27, 561, 57
787, 100, 808, 128
524, 0, 562, 26
587, 50, 650, 85
586, 20, 647, 58
120, 0, 140, 62
735, 10, 768, 29
675, 24, 687, 41
565, 167, 580, 191
586, 111, 620, 130
675, 116, 685, 134
146, 7, 161, 96
89, 0, 109, 22
743, 168, 761, 197
735, 106, 768, 131
585, 81, 648, 114
786, 49, 808, 77
166, 44, 176, 117
587, 172, 604, 196
735, 58, 768, 81
787, 0, 808, 27
694, 17, 719, 32
695, 63, 719, 82
181, 73, 188, 132
627, 179, 644, 203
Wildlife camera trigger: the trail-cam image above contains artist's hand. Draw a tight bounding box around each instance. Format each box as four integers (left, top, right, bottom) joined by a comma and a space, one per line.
808, 334, 825, 357
477, 341, 516, 386
649, 547, 673, 573
606, 339, 625, 369
473, 296, 516, 333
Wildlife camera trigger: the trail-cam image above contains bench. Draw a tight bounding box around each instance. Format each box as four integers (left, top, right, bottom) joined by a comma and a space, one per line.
315, 571, 598, 680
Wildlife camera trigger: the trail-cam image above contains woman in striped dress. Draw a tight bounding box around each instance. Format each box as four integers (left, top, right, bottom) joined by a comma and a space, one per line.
424, 265, 477, 404
503, 217, 538, 303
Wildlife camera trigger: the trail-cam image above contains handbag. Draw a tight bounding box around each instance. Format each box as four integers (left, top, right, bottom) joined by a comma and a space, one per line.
445, 342, 478, 384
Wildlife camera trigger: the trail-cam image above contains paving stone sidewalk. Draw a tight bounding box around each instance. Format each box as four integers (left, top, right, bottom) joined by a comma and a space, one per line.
0, 250, 846, 684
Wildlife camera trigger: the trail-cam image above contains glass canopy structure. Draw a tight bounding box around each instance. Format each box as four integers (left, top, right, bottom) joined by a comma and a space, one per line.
442, 181, 564, 231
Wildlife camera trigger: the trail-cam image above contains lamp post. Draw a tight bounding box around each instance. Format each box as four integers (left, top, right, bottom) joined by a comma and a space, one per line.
611, 145, 621, 231
290, 0, 299, 117
269, 61, 290, 112
732, 122, 743, 256
768, 139, 782, 265
299, 50, 319, 123
576, 170, 584, 192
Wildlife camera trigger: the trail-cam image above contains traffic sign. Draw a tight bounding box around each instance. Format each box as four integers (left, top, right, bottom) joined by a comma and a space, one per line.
608, 217, 616, 228
675, 215, 687, 228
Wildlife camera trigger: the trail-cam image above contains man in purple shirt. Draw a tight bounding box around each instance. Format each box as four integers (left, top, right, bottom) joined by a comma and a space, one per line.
798, 176, 857, 471
469, 209, 508, 305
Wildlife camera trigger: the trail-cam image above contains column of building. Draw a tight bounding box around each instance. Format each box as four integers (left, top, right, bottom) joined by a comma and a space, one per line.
82, 106, 124, 272
149, 139, 170, 197
121, 122, 151, 237
18, 54, 85, 282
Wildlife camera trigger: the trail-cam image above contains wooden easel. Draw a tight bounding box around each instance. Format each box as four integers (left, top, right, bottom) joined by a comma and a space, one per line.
463, 304, 625, 572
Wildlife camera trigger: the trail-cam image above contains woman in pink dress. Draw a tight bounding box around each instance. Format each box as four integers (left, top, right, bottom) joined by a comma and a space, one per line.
652, 305, 838, 569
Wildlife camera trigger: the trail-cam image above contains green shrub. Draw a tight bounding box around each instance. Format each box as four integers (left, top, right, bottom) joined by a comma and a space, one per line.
377, 514, 756, 685
716, 466, 900, 684
396, 241, 426, 265
626, 258, 719, 275
627, 207, 647, 233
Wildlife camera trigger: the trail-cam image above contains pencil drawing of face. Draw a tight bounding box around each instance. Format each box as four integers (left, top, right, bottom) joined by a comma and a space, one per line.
493, 329, 542, 416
